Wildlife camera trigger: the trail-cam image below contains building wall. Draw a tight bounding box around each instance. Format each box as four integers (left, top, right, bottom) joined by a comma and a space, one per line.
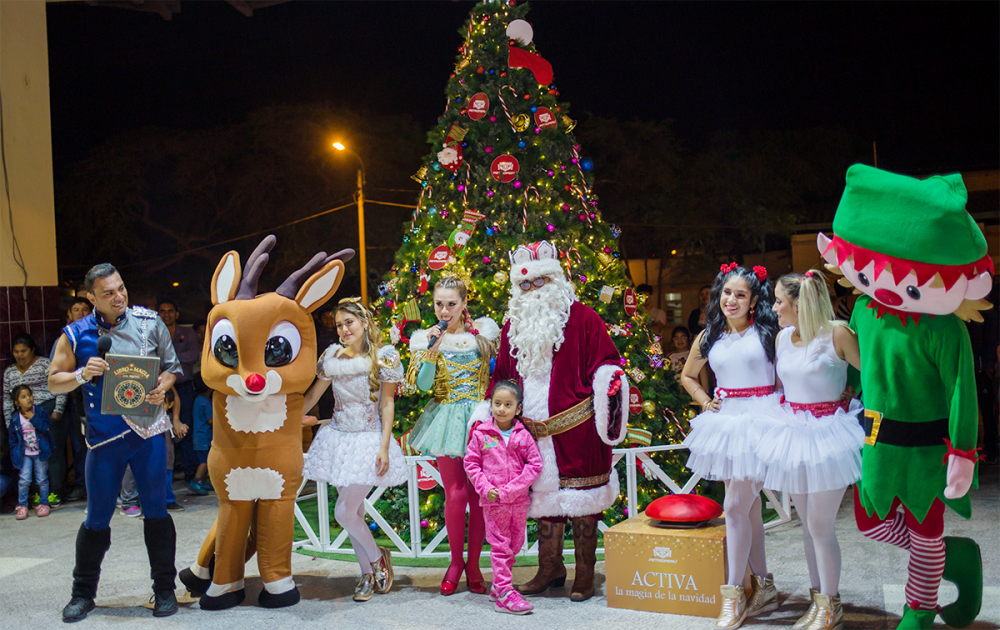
0, 1, 61, 371
0, 1, 57, 287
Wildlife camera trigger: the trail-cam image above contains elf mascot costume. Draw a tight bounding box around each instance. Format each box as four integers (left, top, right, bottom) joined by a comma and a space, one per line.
818, 164, 992, 630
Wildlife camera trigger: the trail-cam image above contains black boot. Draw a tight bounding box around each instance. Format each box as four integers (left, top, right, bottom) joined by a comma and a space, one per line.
63, 524, 111, 623
258, 586, 301, 608
143, 516, 178, 617
179, 555, 214, 598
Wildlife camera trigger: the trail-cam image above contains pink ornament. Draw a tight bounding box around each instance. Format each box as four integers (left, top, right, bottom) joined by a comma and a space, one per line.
603, 247, 611, 254
420, 520, 429, 529
534, 127, 541, 134
561, 204, 570, 211
513, 180, 522, 188
624, 507, 629, 516
440, 211, 449, 218
571, 158, 579, 164
483, 256, 491, 264
590, 213, 597, 219
457, 184, 465, 191
484, 146, 493, 153
579, 214, 587, 221
547, 170, 555, 177
489, 115, 497, 123
546, 224, 555, 232
579, 275, 587, 282
560, 165, 567, 171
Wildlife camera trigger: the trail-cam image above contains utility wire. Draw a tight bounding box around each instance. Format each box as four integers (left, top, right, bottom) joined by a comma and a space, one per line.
0, 85, 31, 331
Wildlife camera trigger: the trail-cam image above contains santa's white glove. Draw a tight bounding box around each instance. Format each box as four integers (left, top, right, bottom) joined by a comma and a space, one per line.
944, 455, 975, 500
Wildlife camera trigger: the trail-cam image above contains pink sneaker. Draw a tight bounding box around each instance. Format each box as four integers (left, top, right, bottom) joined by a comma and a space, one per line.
15, 506, 29, 520
495, 589, 534, 615
36, 504, 51, 517
489, 586, 499, 602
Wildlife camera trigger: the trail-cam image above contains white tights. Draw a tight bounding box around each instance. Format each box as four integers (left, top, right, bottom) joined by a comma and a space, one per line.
335, 485, 380, 574
791, 487, 847, 596
724, 479, 768, 585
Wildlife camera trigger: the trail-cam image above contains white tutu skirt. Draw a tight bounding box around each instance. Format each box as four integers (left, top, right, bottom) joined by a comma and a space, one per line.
682, 393, 783, 483
756, 399, 864, 494
303, 425, 408, 488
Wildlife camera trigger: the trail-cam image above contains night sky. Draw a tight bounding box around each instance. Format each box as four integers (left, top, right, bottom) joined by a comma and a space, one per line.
46, 1, 999, 177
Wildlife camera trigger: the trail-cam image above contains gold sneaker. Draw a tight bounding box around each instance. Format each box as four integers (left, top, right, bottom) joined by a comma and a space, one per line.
715, 585, 747, 629
353, 573, 375, 602
806, 593, 843, 630
746, 573, 778, 616
373, 547, 394, 594
793, 588, 819, 629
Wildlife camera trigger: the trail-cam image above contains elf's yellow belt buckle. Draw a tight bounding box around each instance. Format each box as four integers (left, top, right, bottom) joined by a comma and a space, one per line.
864, 409, 883, 446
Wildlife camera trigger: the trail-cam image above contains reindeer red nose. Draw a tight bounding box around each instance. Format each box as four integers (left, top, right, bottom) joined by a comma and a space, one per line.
245, 373, 266, 393
874, 289, 903, 306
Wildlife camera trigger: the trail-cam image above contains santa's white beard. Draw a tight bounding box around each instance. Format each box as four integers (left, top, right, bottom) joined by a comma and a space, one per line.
508, 275, 576, 378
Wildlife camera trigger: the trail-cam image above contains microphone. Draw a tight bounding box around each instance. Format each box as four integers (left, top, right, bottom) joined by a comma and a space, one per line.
93, 336, 113, 385
427, 320, 449, 348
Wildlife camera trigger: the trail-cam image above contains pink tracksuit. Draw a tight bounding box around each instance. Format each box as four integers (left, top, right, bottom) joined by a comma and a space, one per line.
464, 418, 542, 595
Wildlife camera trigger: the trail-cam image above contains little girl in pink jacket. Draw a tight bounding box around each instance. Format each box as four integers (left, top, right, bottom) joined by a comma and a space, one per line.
464, 380, 542, 615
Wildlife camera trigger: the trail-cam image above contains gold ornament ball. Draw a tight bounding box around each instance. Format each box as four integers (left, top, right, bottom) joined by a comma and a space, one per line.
513, 113, 531, 132
597, 252, 613, 267
642, 400, 656, 417
493, 271, 509, 284
613, 286, 623, 296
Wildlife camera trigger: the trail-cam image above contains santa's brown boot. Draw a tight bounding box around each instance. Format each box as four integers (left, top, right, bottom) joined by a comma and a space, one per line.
517, 519, 566, 595
570, 515, 598, 602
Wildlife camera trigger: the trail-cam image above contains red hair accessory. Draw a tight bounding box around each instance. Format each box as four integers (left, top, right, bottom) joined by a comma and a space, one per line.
804, 270, 814, 278
753, 265, 768, 282
720, 262, 738, 274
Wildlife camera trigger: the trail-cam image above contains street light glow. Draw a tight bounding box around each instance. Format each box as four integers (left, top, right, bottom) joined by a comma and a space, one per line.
333, 142, 345, 151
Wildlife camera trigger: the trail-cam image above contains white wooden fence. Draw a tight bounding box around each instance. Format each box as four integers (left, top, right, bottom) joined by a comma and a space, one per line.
292, 444, 792, 558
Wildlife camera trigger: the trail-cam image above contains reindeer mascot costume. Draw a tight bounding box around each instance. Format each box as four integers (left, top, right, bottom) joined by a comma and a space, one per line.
819, 165, 992, 630
180, 236, 352, 610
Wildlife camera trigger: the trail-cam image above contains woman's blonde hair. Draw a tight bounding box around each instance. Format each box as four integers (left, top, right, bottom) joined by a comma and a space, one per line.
433, 277, 497, 361
335, 298, 381, 402
777, 269, 842, 345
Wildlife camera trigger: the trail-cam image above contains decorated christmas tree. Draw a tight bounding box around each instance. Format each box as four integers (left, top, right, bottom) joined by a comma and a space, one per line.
368, 1, 697, 544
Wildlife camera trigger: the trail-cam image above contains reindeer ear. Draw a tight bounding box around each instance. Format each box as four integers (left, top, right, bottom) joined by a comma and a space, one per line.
295, 260, 345, 313
212, 251, 241, 305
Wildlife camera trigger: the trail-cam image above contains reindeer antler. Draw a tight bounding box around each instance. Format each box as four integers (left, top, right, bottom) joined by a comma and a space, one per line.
236, 235, 277, 300
276, 248, 356, 299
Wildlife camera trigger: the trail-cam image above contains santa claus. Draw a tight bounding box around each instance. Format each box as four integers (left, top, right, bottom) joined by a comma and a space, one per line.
471, 240, 629, 602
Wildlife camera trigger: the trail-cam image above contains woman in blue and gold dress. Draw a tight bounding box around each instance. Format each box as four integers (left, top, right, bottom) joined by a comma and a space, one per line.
407, 277, 499, 596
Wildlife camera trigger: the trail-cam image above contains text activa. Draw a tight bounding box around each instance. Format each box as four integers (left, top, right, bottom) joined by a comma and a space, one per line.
631, 571, 698, 590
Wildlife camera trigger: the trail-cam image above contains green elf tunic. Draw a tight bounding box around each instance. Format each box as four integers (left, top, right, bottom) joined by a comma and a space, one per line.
851, 295, 979, 522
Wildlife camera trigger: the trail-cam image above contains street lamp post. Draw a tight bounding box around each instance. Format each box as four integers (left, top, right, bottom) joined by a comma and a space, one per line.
333, 142, 368, 304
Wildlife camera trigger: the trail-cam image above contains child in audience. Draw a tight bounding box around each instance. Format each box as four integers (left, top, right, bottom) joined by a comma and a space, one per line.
8, 385, 53, 520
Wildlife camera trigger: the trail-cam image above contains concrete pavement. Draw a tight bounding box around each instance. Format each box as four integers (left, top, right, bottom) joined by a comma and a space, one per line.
1, 469, 997, 630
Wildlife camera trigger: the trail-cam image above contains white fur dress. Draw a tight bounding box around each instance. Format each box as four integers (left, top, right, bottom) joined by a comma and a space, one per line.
302, 345, 408, 487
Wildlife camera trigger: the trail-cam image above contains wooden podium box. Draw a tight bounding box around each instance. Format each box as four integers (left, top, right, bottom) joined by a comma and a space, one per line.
604, 511, 749, 617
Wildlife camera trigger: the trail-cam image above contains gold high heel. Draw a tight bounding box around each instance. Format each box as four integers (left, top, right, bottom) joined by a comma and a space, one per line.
715, 585, 747, 629
746, 573, 778, 616
805, 593, 843, 630
353, 573, 375, 602
793, 588, 819, 629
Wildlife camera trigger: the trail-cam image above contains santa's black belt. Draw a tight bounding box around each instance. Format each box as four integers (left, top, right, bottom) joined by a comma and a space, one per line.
863, 410, 948, 447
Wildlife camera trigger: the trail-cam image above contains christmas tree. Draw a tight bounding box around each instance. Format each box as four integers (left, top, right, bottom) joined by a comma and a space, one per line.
369, 1, 696, 545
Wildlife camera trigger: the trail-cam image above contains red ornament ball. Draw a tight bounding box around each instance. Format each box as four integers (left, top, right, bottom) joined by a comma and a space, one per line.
460, 109, 467, 115
646, 494, 723, 527
523, 93, 531, 100
477, 66, 485, 74
500, 71, 507, 77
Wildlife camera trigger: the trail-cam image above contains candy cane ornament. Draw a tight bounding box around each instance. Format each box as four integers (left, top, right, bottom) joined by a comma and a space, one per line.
412, 186, 433, 231
498, 85, 518, 132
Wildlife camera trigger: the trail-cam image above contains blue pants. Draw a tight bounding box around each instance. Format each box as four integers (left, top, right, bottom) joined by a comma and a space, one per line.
84, 430, 166, 530
18, 455, 49, 507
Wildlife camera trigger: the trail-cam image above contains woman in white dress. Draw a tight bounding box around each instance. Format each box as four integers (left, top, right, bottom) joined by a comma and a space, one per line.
302, 298, 408, 602
680, 263, 783, 629
758, 270, 862, 630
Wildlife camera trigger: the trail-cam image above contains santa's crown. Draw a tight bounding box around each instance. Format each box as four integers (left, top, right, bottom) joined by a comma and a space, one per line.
509, 241, 558, 265
509, 241, 564, 286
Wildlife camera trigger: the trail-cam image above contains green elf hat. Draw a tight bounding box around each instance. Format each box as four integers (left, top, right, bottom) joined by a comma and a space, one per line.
828, 164, 993, 289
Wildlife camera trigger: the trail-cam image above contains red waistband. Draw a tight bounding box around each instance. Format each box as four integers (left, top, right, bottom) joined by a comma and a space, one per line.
716, 385, 775, 399
780, 396, 850, 417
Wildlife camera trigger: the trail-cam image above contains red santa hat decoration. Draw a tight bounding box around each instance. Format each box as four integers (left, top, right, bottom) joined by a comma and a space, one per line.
509, 240, 565, 286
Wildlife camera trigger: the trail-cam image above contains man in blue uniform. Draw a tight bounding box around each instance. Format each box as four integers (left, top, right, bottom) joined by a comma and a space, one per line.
49, 263, 183, 622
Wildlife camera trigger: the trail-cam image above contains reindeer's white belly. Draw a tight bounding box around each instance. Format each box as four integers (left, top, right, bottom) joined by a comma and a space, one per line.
225, 394, 288, 433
